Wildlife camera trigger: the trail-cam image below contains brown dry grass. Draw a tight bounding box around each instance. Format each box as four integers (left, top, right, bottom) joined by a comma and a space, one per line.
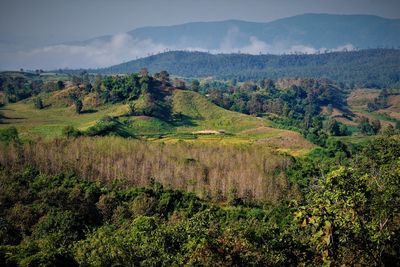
47, 86, 81, 107
353, 111, 394, 127
255, 131, 316, 150
347, 89, 380, 109
0, 137, 301, 203
377, 95, 400, 120
334, 117, 358, 126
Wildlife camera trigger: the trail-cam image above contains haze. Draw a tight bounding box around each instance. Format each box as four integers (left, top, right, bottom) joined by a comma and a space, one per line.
1, 0, 399, 70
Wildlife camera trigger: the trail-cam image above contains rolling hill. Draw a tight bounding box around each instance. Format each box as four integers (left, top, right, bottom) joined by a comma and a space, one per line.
0, 88, 314, 155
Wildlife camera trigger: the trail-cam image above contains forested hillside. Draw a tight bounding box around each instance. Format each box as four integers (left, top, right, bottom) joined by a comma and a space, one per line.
90, 49, 400, 88
1, 69, 399, 266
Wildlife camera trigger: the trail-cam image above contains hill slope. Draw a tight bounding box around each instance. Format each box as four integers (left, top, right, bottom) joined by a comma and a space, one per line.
172, 90, 266, 132
97, 49, 400, 88
0, 89, 314, 154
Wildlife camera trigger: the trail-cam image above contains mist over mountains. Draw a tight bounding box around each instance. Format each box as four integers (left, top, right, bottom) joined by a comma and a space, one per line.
1, 13, 400, 70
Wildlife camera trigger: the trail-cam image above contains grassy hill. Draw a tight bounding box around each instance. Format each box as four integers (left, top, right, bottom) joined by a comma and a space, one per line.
0, 89, 314, 155
172, 90, 265, 132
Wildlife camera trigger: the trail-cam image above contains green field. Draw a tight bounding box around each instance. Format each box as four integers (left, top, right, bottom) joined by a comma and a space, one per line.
0, 89, 314, 156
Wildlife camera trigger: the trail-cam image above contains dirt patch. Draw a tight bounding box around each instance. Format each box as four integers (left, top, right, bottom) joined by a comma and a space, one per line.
193, 130, 225, 135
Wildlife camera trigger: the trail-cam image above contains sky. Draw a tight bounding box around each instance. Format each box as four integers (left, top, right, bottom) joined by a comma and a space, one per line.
0, 0, 399, 69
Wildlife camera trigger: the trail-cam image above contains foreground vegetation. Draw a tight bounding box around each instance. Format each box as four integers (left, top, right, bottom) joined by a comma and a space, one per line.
0, 133, 399, 266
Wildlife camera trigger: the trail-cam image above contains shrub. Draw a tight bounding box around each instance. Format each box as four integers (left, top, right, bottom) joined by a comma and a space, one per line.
0, 127, 19, 144
62, 126, 81, 138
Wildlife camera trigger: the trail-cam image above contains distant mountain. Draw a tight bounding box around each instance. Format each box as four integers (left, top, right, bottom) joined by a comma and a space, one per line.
80, 14, 400, 54
93, 49, 400, 88
4, 13, 400, 70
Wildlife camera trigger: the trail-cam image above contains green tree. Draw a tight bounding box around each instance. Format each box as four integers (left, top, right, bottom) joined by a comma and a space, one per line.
34, 97, 44, 109
62, 126, 81, 138
371, 119, 381, 134
326, 119, 340, 136
56, 80, 65, 90
358, 117, 373, 135
0, 127, 19, 143
190, 79, 200, 92
395, 120, 400, 130
74, 99, 83, 114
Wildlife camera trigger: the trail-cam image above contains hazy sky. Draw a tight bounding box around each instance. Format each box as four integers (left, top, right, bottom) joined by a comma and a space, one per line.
0, 0, 399, 69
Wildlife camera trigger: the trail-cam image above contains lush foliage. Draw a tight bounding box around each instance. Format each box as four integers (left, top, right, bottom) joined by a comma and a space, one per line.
0, 134, 399, 266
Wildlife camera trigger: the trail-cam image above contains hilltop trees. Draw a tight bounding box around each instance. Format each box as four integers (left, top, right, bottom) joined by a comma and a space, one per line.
154, 70, 170, 87
96, 49, 400, 88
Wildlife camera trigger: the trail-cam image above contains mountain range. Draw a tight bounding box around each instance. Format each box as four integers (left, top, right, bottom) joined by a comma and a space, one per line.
81, 13, 400, 54
2, 13, 400, 70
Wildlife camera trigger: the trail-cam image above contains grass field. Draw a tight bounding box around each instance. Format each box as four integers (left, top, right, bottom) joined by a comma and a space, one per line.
0, 101, 128, 139
0, 89, 315, 156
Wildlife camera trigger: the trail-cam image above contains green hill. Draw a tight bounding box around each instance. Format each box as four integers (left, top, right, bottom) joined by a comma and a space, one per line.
172, 90, 266, 133
0, 89, 314, 155
93, 49, 400, 88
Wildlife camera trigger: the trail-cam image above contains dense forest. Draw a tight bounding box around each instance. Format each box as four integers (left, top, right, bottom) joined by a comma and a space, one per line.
80, 49, 400, 88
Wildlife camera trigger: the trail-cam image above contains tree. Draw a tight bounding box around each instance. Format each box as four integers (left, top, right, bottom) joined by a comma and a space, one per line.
325, 119, 340, 136
191, 80, 200, 92
34, 97, 44, 109
139, 68, 149, 78
295, 162, 400, 265
371, 119, 381, 134
74, 99, 83, 114
358, 117, 373, 135
396, 121, 400, 130
128, 101, 136, 115
93, 74, 103, 93
173, 78, 186, 89
0, 127, 19, 143
56, 80, 65, 90
159, 70, 170, 86
62, 125, 81, 138
338, 123, 349, 136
